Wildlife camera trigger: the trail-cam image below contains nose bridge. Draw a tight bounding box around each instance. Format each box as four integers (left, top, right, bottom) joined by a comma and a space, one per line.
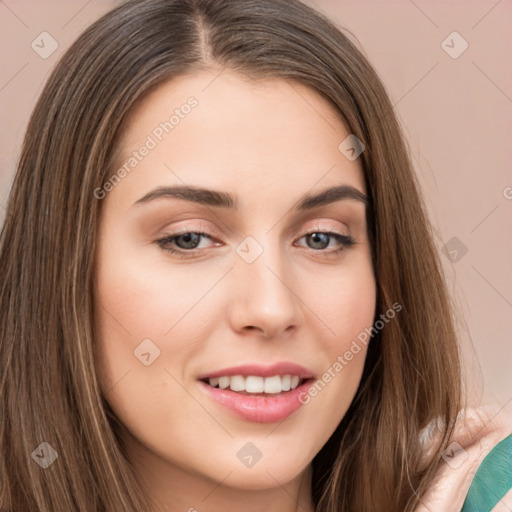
229, 233, 303, 336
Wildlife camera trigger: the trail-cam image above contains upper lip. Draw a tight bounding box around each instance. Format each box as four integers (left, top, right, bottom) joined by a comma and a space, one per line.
197, 362, 315, 380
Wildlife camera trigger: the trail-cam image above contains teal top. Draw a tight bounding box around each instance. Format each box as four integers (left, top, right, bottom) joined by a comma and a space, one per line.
461, 433, 512, 512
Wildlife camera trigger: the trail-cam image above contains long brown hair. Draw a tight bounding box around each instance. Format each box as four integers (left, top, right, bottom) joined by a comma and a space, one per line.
0, 0, 462, 510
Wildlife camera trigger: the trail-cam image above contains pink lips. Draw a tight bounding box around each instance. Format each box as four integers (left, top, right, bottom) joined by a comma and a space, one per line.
197, 362, 315, 424
197, 362, 314, 380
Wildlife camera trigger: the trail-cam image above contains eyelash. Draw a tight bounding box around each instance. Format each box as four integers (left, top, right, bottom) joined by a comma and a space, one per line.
155, 230, 356, 259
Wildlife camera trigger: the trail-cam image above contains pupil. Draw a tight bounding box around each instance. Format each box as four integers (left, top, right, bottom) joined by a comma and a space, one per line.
177, 232, 201, 249
308, 233, 328, 250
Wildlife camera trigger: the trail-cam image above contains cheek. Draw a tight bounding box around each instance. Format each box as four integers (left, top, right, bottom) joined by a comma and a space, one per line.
288, 260, 376, 437
94, 242, 220, 344
306, 261, 376, 355
93, 248, 213, 458
93, 237, 230, 401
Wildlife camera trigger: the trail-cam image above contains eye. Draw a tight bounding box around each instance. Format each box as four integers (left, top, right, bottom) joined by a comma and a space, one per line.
295, 231, 356, 255
155, 229, 357, 259
156, 231, 217, 257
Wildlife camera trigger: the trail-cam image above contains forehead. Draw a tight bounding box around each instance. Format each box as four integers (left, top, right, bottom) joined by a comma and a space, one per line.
109, 70, 366, 208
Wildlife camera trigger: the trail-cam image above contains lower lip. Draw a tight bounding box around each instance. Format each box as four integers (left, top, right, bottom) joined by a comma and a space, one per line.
198, 379, 314, 423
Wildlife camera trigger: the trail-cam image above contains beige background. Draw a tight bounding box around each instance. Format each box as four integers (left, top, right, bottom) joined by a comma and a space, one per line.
1, 1, 511, 411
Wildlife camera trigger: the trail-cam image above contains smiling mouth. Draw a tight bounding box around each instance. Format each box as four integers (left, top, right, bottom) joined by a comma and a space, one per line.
200, 374, 308, 396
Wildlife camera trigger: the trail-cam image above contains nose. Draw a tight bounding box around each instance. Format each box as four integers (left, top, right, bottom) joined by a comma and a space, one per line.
227, 242, 304, 339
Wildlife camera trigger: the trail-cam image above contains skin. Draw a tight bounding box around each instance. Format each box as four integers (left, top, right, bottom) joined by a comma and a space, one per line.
94, 69, 377, 512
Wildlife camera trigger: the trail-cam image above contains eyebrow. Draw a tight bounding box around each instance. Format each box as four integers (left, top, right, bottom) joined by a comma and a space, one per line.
132, 184, 368, 210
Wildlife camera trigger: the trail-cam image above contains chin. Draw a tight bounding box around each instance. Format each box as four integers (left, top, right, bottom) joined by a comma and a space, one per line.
219, 467, 305, 491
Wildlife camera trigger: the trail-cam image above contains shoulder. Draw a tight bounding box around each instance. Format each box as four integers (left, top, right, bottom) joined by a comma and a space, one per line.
415, 403, 512, 512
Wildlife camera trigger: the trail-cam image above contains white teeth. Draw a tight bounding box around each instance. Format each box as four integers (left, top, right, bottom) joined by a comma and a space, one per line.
281, 374, 291, 391
206, 374, 305, 394
218, 376, 230, 389
229, 375, 245, 392
245, 376, 264, 393
264, 375, 282, 394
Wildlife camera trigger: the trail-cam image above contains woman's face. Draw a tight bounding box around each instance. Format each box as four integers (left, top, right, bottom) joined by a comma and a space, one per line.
94, 70, 376, 505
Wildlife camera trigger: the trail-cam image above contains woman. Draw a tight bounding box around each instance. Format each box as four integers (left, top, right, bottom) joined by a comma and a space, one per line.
0, 0, 510, 510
